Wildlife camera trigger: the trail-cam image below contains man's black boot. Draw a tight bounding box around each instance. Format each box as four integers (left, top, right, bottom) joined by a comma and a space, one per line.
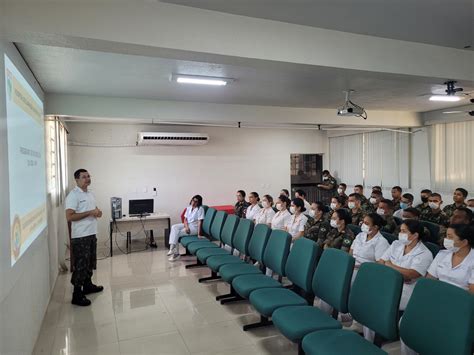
71, 287, 91, 306
83, 280, 104, 295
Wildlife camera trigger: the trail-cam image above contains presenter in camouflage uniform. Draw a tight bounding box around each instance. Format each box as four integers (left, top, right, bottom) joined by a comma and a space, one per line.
65, 169, 104, 306
317, 170, 337, 205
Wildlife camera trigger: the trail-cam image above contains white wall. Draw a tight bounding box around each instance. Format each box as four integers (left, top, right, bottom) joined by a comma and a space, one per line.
67, 122, 327, 250
0, 41, 61, 354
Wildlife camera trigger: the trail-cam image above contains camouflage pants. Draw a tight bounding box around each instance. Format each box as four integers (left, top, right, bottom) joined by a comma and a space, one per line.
71, 235, 97, 287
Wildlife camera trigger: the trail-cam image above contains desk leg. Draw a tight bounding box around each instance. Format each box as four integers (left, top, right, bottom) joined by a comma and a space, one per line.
110, 221, 113, 257
165, 218, 171, 249
126, 231, 131, 254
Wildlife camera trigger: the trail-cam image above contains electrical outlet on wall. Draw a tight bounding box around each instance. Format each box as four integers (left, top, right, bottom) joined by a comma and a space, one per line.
153, 187, 157, 196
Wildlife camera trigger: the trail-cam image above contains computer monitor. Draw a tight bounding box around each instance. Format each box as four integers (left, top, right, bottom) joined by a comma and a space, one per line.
129, 199, 154, 216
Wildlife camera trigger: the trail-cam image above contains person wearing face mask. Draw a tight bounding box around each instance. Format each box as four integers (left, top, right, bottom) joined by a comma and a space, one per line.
254, 195, 276, 227
234, 190, 250, 218
367, 190, 382, 214
271, 195, 292, 230
415, 189, 432, 220
168, 195, 205, 262
393, 208, 432, 242
421, 193, 449, 227
304, 202, 330, 247
376, 199, 397, 234
372, 186, 383, 196
317, 170, 337, 204
245, 192, 262, 221
393, 193, 414, 219
348, 193, 366, 226
323, 209, 355, 252
391, 186, 403, 211
294, 189, 312, 214
354, 184, 369, 206
443, 188, 468, 219
285, 198, 308, 242
327, 195, 345, 220
337, 183, 348, 206
378, 219, 433, 311
436, 207, 473, 245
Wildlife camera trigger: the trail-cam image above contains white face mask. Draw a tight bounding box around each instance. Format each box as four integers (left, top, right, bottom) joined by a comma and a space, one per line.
290, 206, 296, 214
376, 208, 385, 216
443, 238, 461, 253
337, 188, 343, 194
361, 223, 370, 233
330, 202, 337, 210
398, 233, 410, 245
428, 202, 440, 210
330, 219, 338, 228
276, 203, 283, 211
309, 209, 316, 217
323, 176, 329, 181
370, 197, 377, 204
262, 201, 269, 208
348, 202, 356, 210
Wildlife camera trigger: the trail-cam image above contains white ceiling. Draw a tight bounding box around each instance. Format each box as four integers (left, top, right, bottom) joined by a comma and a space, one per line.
162, 0, 474, 50
16, 43, 474, 112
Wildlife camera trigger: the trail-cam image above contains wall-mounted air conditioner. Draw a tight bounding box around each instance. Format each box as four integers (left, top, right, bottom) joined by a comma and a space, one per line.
137, 132, 210, 146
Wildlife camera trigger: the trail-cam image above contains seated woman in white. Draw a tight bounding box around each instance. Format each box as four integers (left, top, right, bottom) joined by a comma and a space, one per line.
271, 195, 292, 230
245, 192, 262, 221
285, 198, 308, 242
254, 194, 276, 226
378, 219, 433, 310
427, 224, 474, 292
168, 195, 205, 261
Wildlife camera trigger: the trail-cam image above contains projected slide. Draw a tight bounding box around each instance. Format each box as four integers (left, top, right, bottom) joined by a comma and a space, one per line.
5, 55, 47, 266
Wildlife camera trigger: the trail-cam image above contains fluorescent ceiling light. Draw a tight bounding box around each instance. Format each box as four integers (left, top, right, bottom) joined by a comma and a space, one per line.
429, 95, 461, 102
171, 74, 232, 86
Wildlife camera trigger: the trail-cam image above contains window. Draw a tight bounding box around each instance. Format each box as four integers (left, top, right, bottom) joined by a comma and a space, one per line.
329, 134, 363, 185
45, 117, 68, 206
429, 121, 474, 192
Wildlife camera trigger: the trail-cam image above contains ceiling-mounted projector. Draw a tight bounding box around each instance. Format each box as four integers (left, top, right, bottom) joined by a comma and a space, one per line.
337, 90, 367, 119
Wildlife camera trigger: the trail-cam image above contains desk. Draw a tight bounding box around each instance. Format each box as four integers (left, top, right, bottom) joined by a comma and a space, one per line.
109, 213, 171, 256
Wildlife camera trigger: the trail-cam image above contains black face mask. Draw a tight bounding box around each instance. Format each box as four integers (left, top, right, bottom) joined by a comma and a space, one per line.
421, 196, 428, 203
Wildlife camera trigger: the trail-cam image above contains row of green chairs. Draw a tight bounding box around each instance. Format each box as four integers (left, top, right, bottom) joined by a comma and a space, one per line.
179, 209, 473, 355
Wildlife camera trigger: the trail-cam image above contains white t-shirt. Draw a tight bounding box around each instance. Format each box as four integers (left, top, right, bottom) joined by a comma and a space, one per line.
255, 207, 276, 225
271, 209, 292, 230
184, 206, 205, 228
380, 240, 433, 310
285, 214, 308, 238
303, 200, 312, 215
246, 204, 262, 221
351, 232, 390, 267
65, 186, 98, 239
427, 249, 474, 291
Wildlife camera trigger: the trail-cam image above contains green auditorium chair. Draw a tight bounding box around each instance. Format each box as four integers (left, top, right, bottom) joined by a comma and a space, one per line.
381, 231, 397, 245
302, 262, 403, 355
180, 207, 216, 249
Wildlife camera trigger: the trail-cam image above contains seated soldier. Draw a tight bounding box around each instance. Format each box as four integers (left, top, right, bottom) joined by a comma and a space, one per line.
354, 184, 369, 206
394, 193, 414, 219
324, 209, 355, 252
416, 189, 432, 220
443, 187, 468, 219
437, 207, 473, 245
367, 190, 382, 214
391, 186, 403, 211
327, 195, 345, 220
348, 193, 366, 226
304, 201, 330, 248
377, 199, 397, 234
421, 192, 449, 227
337, 183, 349, 206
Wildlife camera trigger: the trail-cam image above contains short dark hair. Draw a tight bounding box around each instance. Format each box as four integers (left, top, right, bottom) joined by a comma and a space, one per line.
314, 201, 325, 213
448, 224, 474, 247
295, 189, 306, 198
403, 207, 420, 217
339, 183, 347, 189
421, 189, 432, 194
392, 186, 402, 193
468, 198, 474, 202
190, 195, 203, 207
371, 190, 383, 198
372, 186, 382, 192
292, 198, 306, 212
74, 169, 88, 179
332, 195, 345, 205
455, 188, 468, 198
349, 193, 362, 201
334, 208, 351, 226
322, 170, 330, 175
380, 199, 394, 210
402, 219, 426, 241
237, 190, 246, 198
402, 193, 414, 203
365, 213, 387, 229
250, 192, 260, 201
431, 193, 442, 199
354, 184, 363, 190
281, 189, 289, 196
453, 207, 473, 223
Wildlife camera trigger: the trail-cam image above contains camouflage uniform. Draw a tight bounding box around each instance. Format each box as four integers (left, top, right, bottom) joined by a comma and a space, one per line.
304, 216, 330, 248
323, 226, 355, 252
235, 201, 250, 218
319, 176, 338, 204
416, 203, 431, 220
381, 215, 398, 234
362, 202, 376, 215
350, 208, 365, 226
421, 210, 450, 227
71, 235, 97, 287
338, 193, 349, 207
442, 203, 467, 219
392, 199, 401, 212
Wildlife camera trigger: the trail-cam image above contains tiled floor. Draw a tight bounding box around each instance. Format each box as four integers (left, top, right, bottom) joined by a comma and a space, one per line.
34, 243, 402, 354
